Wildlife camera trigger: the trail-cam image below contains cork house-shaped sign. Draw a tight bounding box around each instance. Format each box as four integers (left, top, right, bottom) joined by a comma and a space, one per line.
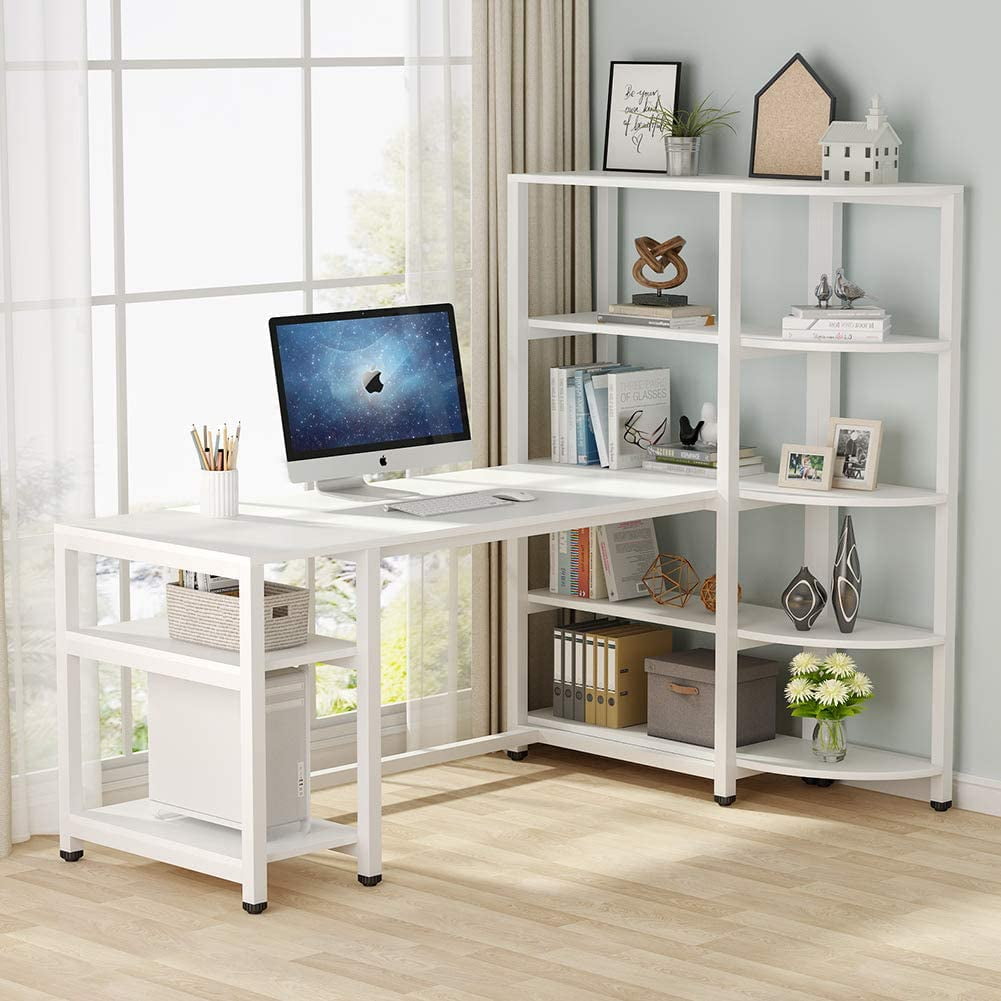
749, 53, 836, 180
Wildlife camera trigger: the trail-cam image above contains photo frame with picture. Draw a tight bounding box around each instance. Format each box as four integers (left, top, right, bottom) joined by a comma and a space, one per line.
602, 60, 681, 172
829, 417, 883, 490
778, 443, 834, 491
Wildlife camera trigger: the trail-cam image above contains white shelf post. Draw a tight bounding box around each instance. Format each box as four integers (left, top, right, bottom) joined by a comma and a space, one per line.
930, 191, 963, 807
55, 542, 84, 858
802, 198, 844, 738
355, 548, 383, 882
714, 191, 742, 802
594, 186, 619, 365
237, 559, 267, 909
507, 176, 529, 465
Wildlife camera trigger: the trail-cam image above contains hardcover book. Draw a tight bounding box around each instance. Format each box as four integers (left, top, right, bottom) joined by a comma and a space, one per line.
608, 302, 715, 318
595, 519, 659, 601
606, 368, 670, 469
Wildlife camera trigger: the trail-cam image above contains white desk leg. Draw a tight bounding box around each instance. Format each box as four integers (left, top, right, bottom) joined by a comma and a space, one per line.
355, 549, 382, 886
504, 536, 529, 759
238, 560, 268, 913
55, 542, 84, 861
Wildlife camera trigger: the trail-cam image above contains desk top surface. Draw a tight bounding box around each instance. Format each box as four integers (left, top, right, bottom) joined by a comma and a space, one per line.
55, 463, 717, 564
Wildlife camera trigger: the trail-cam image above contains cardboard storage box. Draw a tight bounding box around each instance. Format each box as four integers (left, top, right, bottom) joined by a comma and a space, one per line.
644, 649, 780, 747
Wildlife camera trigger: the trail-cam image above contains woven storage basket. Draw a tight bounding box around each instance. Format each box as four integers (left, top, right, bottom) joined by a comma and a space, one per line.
165, 581, 309, 652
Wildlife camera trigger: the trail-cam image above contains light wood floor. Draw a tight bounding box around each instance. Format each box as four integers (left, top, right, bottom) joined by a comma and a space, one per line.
5, 748, 1001, 1001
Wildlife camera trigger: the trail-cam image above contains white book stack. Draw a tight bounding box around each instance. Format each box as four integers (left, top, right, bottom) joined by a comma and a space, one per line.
782, 305, 891, 343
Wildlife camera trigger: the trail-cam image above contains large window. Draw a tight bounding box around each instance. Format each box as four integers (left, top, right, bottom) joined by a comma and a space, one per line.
87, 0, 472, 761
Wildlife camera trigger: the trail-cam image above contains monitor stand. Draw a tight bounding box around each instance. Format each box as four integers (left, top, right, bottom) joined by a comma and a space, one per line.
314, 476, 417, 501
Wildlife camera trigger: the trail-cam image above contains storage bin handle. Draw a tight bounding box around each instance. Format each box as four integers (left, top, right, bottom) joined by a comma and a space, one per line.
272, 605, 289, 619
669, 683, 699, 696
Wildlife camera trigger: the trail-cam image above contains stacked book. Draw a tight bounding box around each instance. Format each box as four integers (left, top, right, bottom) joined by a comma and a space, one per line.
549, 518, 658, 602
552, 619, 672, 727
597, 302, 716, 330
550, 364, 670, 469
642, 442, 764, 479
781, 305, 891, 343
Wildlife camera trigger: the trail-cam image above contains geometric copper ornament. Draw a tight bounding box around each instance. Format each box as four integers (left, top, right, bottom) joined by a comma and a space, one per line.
699, 574, 743, 613
642, 554, 699, 607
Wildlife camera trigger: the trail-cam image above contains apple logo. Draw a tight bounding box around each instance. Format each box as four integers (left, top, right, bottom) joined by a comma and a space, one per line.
379, 455, 388, 467
363, 369, 384, 394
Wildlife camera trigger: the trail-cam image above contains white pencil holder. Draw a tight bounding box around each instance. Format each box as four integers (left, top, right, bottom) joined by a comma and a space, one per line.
200, 469, 239, 518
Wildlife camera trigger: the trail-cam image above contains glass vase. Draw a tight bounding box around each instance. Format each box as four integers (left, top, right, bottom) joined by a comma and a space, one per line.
812, 719, 846, 762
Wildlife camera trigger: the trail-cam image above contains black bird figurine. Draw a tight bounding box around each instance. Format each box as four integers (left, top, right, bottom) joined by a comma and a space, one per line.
679, 415, 704, 447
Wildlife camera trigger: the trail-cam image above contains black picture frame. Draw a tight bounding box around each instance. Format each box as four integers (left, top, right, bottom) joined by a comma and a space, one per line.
748, 52, 835, 181
602, 60, 681, 173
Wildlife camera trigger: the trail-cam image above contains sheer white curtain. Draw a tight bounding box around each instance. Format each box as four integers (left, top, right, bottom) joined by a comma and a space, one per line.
1, 0, 100, 850
403, 0, 473, 751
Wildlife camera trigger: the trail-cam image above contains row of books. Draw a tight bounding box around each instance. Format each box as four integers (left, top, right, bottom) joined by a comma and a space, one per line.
781, 304, 891, 343
549, 518, 658, 602
552, 619, 672, 727
550, 363, 670, 469
596, 301, 716, 329
642, 441, 765, 479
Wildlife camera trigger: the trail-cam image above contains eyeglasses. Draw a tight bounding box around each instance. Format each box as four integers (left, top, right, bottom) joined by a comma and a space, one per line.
623, 409, 668, 449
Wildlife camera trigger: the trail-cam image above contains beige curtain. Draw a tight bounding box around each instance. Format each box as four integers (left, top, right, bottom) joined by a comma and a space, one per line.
0, 511, 9, 857
470, 0, 592, 736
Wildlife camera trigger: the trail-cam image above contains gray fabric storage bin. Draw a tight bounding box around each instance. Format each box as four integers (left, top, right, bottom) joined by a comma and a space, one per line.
645, 649, 779, 747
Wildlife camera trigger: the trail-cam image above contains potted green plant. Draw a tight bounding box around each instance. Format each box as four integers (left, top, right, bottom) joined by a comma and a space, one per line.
636, 95, 739, 176
784, 651, 874, 762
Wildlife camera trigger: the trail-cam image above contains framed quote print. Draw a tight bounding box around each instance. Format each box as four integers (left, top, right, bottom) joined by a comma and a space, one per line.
602, 61, 681, 172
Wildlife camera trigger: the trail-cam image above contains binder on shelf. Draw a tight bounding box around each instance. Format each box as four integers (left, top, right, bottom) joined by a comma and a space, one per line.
572, 627, 587, 721
552, 624, 567, 717
606, 627, 674, 728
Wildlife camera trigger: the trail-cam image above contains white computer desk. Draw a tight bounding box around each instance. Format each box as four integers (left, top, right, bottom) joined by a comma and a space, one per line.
54, 462, 715, 912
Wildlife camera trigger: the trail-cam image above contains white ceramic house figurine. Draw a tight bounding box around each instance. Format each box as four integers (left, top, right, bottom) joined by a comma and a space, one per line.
819, 95, 901, 185
698, 402, 718, 447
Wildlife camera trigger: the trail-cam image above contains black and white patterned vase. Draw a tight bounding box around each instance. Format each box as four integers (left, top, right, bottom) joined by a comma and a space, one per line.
781, 565, 827, 631
832, 515, 862, 633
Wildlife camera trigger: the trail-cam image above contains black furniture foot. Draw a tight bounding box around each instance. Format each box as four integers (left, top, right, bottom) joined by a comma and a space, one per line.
358, 873, 383, 887
59, 849, 84, 862
242, 901, 268, 914
930, 800, 953, 812
714, 794, 736, 807
506, 749, 529, 762
801, 777, 818, 785
814, 778, 835, 788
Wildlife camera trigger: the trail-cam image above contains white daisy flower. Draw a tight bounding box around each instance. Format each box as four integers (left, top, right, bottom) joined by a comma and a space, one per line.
785, 677, 815, 704
790, 651, 822, 675
814, 678, 851, 706
824, 651, 857, 678
847, 671, 873, 697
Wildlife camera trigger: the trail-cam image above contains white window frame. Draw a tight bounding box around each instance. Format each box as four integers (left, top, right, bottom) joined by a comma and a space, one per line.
89, 0, 472, 781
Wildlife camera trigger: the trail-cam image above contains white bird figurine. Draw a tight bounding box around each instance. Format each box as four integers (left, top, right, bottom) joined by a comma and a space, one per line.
834, 268, 866, 309
698, 402, 718, 448
814, 273, 832, 308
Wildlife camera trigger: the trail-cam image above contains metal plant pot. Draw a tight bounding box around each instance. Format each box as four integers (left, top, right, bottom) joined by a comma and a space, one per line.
664, 136, 702, 176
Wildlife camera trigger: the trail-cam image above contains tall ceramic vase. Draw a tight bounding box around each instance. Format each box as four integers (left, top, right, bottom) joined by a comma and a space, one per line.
832, 515, 862, 633
781, 565, 827, 631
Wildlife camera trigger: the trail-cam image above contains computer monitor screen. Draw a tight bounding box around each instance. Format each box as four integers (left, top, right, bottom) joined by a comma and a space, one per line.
269, 303, 471, 481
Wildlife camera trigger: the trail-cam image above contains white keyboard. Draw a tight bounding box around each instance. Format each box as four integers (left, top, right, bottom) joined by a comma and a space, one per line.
384, 492, 515, 517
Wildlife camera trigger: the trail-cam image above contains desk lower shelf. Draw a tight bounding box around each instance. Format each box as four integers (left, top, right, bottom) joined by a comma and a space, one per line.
528, 709, 941, 782
67, 799, 357, 882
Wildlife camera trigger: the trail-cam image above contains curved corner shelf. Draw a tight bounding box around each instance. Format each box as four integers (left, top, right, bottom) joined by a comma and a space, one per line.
739, 473, 947, 508
740, 329, 949, 354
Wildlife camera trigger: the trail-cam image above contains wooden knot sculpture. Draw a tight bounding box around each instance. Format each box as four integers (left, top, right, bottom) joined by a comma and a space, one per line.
631, 235, 689, 291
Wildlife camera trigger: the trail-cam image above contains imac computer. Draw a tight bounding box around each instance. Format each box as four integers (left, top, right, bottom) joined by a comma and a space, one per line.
269, 303, 472, 492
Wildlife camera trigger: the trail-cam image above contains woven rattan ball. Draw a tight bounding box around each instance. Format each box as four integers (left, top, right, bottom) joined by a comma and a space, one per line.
699, 574, 743, 613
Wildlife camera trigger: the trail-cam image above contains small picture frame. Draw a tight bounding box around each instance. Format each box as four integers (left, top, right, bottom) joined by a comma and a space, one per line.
829, 417, 883, 490
602, 60, 681, 173
778, 444, 834, 491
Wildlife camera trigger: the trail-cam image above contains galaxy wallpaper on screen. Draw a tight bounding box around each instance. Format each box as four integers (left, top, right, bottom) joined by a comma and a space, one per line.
275, 310, 468, 456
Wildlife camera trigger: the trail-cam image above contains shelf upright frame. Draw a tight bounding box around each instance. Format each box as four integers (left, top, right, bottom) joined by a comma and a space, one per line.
801, 197, 844, 739
713, 191, 741, 801
930, 190, 963, 808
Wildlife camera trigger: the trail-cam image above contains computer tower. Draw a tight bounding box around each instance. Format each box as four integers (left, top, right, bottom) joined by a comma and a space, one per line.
148, 666, 309, 834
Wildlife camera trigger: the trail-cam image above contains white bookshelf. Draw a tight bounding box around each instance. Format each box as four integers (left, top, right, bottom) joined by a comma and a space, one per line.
507, 171, 962, 808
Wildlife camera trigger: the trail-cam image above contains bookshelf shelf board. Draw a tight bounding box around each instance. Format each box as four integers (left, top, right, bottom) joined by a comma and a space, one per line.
65, 617, 356, 690
527, 590, 943, 651
740, 329, 950, 354
736, 604, 944, 650
528, 312, 720, 346
528, 710, 939, 782
66, 799, 357, 883
739, 474, 947, 509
